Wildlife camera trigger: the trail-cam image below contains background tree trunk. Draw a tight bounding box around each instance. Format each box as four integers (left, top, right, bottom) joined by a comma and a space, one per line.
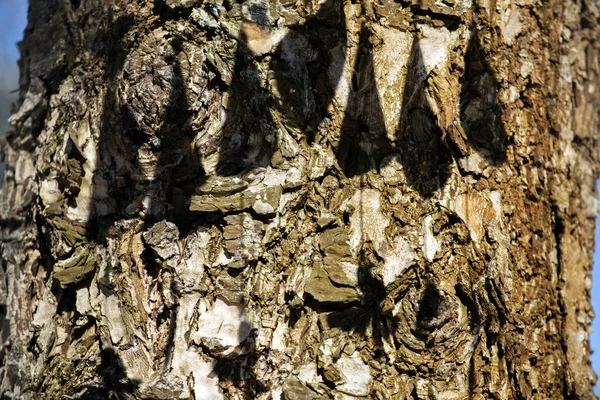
1, 0, 599, 398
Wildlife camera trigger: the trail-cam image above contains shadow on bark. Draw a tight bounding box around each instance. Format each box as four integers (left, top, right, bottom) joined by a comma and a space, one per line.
213, 321, 266, 399
85, 12, 135, 241
217, 0, 346, 176
396, 37, 453, 198
323, 250, 388, 337
78, 347, 140, 400
326, 5, 508, 341
83, 4, 510, 228
270, 0, 347, 146
459, 28, 508, 163
150, 37, 206, 228
336, 24, 393, 178
89, 11, 207, 239
75, 1, 509, 395
83, 2, 509, 240
215, 23, 277, 176
216, 2, 507, 195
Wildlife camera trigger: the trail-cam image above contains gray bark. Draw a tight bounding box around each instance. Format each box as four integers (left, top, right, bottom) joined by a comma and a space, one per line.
1, 0, 599, 398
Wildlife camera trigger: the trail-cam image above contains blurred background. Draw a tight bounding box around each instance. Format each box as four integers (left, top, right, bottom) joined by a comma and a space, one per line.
0, 0, 599, 392
0, 0, 26, 185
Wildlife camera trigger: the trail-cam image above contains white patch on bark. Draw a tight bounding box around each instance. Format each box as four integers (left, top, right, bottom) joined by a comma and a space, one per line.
192, 299, 253, 357
253, 199, 275, 214
520, 60, 534, 79
335, 353, 372, 397
458, 152, 487, 174
489, 245, 513, 293
489, 190, 502, 219
32, 292, 57, 329
297, 361, 321, 386
14, 149, 34, 186
418, 25, 456, 74
172, 293, 202, 374
191, 359, 223, 400
506, 85, 520, 103
103, 295, 128, 345
75, 287, 91, 315
150, 291, 225, 398
271, 316, 288, 351
371, 26, 413, 137
65, 118, 97, 223
176, 232, 208, 290
454, 194, 481, 242
319, 338, 336, 364
382, 236, 417, 286
39, 179, 61, 206
330, 44, 353, 113
500, 5, 523, 46
346, 189, 390, 256
582, 181, 599, 218
340, 260, 360, 286
271, 388, 283, 400
380, 154, 406, 186
422, 215, 440, 262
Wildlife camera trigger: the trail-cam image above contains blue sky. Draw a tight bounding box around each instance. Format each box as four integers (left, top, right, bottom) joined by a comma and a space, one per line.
0, 0, 599, 391
0, 0, 27, 185
0, 0, 27, 135
0, 0, 25, 61
593, 180, 600, 388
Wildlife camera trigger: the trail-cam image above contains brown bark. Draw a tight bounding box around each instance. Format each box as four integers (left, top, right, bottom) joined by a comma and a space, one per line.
1, 0, 599, 399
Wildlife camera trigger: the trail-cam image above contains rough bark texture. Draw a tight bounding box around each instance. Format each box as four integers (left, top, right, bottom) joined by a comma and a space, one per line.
1, 0, 600, 399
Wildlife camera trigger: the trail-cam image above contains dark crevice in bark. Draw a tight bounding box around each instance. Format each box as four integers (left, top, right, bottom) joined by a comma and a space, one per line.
35, 211, 55, 278
52, 280, 80, 315
26, 331, 39, 357
415, 286, 446, 330
485, 277, 508, 326
153, 0, 194, 20
68, 0, 80, 11
181, 211, 222, 234
552, 205, 572, 398
203, 58, 229, 94
71, 316, 96, 343
552, 206, 565, 290
410, 6, 463, 30
455, 282, 481, 328
322, 242, 387, 336
305, 295, 362, 312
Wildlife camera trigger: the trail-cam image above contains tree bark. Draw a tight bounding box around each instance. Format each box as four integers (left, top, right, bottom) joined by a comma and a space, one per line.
1, 0, 599, 398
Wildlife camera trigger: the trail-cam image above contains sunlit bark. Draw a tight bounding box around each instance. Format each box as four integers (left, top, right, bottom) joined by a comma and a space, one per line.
1, 0, 599, 398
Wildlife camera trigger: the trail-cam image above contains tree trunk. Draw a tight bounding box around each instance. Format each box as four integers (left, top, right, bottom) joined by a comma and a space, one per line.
1, 0, 599, 398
